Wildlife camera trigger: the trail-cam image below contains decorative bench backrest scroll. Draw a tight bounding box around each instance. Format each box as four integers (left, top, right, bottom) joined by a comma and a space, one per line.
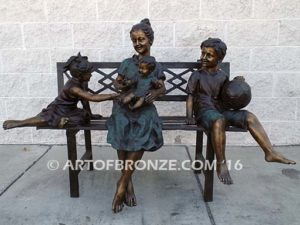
56, 62, 230, 102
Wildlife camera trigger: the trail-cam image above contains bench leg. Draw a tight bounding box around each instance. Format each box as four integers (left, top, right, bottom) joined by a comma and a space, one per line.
66, 129, 79, 198
194, 131, 203, 173
204, 134, 215, 202
84, 130, 93, 171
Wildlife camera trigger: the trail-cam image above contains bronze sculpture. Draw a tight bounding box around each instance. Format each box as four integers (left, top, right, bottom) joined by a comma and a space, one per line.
3, 53, 118, 130
186, 38, 296, 185
106, 18, 166, 213
121, 55, 162, 110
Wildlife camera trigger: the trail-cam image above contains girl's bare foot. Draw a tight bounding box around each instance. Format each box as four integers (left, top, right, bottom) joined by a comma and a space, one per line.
3, 120, 21, 130
58, 117, 69, 128
112, 180, 126, 213
265, 151, 296, 164
217, 161, 233, 185
124, 179, 137, 207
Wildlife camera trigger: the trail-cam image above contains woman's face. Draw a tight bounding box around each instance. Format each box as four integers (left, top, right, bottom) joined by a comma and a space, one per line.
130, 29, 151, 56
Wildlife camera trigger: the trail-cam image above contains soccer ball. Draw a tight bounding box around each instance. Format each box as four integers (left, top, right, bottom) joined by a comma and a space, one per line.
221, 79, 252, 110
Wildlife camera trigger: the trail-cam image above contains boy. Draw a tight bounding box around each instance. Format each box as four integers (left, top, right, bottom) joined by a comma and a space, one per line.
186, 38, 295, 185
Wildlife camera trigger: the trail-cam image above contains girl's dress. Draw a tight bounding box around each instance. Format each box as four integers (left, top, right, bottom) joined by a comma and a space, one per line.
106, 55, 165, 151
40, 78, 89, 126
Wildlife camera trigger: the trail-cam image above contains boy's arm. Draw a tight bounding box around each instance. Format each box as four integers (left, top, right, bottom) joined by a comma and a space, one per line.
70, 87, 119, 102
186, 94, 196, 124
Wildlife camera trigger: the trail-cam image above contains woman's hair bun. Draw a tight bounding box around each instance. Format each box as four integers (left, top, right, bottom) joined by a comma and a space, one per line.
140, 18, 151, 27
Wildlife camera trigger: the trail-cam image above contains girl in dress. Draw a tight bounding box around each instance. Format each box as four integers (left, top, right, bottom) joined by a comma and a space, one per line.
3, 53, 118, 130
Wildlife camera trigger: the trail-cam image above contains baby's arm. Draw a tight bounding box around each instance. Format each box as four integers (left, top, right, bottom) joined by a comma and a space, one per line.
122, 92, 135, 105
70, 87, 119, 102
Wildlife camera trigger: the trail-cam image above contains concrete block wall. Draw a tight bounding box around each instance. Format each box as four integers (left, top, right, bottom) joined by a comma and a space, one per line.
0, 0, 299, 146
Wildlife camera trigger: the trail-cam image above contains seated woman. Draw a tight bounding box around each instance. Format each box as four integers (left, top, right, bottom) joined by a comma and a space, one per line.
3, 53, 118, 130
186, 38, 296, 185
106, 19, 166, 213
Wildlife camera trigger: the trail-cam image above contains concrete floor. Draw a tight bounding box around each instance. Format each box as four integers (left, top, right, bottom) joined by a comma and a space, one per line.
0, 144, 299, 225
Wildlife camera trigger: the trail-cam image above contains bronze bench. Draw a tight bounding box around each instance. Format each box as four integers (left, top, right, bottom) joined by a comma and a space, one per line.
39, 61, 246, 202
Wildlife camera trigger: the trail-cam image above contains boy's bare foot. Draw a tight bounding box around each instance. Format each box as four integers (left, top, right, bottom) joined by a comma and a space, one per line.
3, 120, 20, 130
265, 151, 296, 164
58, 117, 69, 128
112, 180, 126, 213
217, 161, 233, 185
124, 179, 137, 207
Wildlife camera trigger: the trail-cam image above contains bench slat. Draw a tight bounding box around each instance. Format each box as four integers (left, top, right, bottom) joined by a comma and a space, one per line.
38, 117, 247, 132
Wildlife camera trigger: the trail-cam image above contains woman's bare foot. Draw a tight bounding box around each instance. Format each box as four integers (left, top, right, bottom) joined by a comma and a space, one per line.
58, 117, 69, 128
265, 151, 296, 164
217, 161, 233, 185
124, 179, 137, 207
112, 180, 126, 213
3, 120, 21, 130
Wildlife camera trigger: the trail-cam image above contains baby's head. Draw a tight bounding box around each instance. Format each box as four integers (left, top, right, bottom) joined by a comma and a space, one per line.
138, 56, 156, 77
64, 52, 94, 81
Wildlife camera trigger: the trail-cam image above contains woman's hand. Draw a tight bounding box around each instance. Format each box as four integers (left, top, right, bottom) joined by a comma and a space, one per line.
145, 80, 166, 103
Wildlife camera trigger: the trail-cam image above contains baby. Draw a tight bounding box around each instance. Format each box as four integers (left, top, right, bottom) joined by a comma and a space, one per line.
3, 53, 118, 129
121, 56, 161, 110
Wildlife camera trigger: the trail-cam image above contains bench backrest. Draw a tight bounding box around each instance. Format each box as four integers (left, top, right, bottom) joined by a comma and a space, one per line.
56, 62, 229, 102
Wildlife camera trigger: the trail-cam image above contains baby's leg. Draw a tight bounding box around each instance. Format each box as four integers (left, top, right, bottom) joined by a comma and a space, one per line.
3, 115, 47, 130
130, 97, 145, 110
122, 92, 135, 105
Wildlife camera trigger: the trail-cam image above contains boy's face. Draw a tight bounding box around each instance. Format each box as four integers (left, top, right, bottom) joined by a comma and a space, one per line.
139, 63, 152, 76
200, 47, 219, 69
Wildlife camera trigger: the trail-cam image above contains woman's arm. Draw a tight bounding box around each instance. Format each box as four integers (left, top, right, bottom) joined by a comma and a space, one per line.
70, 87, 119, 102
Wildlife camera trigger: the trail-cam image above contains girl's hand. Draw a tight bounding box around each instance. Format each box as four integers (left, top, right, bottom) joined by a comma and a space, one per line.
110, 93, 120, 99
186, 117, 196, 125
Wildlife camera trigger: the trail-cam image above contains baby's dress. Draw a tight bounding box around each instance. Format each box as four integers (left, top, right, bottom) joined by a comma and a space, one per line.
133, 73, 158, 98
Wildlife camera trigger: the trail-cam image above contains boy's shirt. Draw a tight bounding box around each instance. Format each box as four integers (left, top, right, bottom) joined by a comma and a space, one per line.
186, 69, 229, 115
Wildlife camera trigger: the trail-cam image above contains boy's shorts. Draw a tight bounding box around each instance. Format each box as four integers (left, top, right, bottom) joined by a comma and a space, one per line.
195, 109, 248, 131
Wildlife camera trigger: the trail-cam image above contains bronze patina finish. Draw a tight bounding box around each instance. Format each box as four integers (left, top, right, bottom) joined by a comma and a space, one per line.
3, 53, 118, 130
121, 56, 162, 110
186, 38, 296, 185
107, 18, 166, 213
